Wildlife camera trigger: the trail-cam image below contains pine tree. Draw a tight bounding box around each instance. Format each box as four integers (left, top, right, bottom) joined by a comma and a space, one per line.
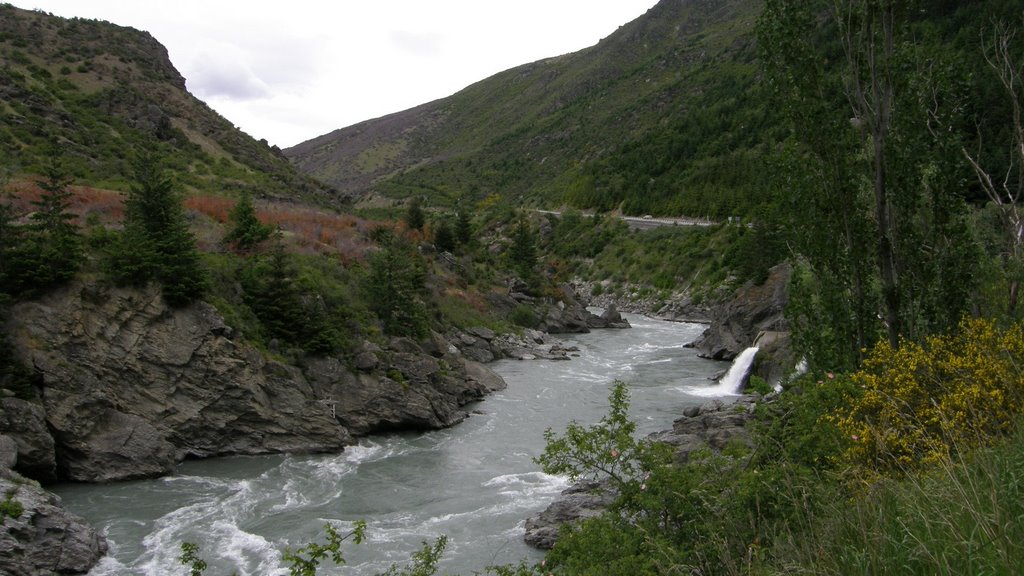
455, 209, 472, 247
365, 235, 428, 337
108, 149, 206, 306
405, 197, 425, 231
224, 190, 272, 249
243, 232, 304, 344
28, 153, 82, 291
434, 219, 456, 253
508, 213, 537, 281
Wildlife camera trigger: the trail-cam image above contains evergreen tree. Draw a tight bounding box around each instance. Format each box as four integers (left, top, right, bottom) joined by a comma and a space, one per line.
108, 149, 206, 306
434, 219, 456, 253
28, 153, 83, 291
242, 232, 304, 345
224, 190, 272, 249
455, 209, 472, 247
0, 151, 82, 299
365, 234, 428, 338
508, 213, 538, 281
405, 196, 425, 231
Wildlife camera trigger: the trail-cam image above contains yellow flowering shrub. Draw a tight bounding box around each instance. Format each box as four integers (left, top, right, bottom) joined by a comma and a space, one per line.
831, 318, 1024, 474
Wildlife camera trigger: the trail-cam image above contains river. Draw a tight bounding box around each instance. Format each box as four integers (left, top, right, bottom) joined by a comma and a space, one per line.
51, 314, 730, 575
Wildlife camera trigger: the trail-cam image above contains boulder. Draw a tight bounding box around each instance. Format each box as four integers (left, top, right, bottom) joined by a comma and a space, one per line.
0, 470, 108, 575
586, 302, 631, 329
523, 480, 616, 549
0, 398, 56, 482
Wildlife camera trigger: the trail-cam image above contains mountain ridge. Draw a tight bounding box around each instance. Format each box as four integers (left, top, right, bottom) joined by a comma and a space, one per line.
0, 4, 344, 204
285, 0, 768, 216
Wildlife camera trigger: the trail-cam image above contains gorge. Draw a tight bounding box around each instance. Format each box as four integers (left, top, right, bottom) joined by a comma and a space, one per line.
49, 313, 727, 575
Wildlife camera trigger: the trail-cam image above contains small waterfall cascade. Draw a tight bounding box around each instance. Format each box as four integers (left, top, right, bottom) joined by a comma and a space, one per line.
686, 346, 760, 397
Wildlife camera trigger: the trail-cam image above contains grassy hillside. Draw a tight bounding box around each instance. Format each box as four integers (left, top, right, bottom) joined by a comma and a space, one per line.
286, 0, 774, 218
0, 4, 342, 205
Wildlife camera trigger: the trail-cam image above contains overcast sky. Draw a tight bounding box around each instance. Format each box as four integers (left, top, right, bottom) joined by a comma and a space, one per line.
12, 1, 659, 148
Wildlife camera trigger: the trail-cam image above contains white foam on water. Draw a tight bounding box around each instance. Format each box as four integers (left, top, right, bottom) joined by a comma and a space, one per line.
207, 519, 285, 576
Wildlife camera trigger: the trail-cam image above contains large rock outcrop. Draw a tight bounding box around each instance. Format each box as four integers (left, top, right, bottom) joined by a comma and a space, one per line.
5, 281, 506, 483
0, 470, 108, 575
689, 263, 791, 361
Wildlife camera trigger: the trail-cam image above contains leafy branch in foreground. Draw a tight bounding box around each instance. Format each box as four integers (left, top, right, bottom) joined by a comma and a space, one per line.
535, 381, 641, 489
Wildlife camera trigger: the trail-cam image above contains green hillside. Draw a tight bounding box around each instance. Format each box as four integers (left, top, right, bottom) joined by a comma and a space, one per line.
286, 0, 773, 218
0, 4, 342, 204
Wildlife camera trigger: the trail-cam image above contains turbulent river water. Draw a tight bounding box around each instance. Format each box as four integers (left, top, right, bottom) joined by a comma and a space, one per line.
52, 314, 731, 576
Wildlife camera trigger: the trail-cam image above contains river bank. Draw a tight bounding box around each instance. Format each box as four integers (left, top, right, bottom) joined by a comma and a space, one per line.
49, 313, 725, 575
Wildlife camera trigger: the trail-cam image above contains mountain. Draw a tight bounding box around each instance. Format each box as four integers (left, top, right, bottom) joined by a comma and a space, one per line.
0, 4, 342, 204
285, 0, 773, 217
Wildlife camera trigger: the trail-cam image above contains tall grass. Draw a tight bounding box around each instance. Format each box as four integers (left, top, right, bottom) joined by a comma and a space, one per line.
770, 424, 1024, 575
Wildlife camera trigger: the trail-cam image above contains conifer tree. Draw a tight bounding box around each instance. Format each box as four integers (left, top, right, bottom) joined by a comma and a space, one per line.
224, 190, 272, 249
28, 152, 82, 291
0, 150, 82, 299
405, 196, 425, 231
434, 219, 456, 253
243, 231, 304, 344
508, 213, 537, 281
108, 148, 206, 306
365, 233, 428, 337
455, 209, 472, 247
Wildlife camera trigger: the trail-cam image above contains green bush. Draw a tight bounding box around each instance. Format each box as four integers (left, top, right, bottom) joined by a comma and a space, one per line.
508, 304, 537, 328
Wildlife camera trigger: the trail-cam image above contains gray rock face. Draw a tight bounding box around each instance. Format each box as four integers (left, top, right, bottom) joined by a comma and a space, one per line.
0, 398, 56, 482
523, 480, 616, 549
6, 282, 347, 482
303, 338, 505, 436
690, 263, 791, 361
648, 396, 758, 463
0, 470, 108, 575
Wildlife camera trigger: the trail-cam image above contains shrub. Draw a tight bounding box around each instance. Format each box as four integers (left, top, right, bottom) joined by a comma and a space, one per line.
831, 317, 1024, 475
509, 304, 537, 328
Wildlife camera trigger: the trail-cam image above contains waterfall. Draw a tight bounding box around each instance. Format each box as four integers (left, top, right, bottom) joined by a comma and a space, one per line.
685, 346, 759, 397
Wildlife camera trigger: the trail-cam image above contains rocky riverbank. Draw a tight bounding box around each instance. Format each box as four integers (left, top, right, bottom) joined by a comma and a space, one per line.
0, 278, 632, 574
524, 394, 763, 549
0, 280, 512, 574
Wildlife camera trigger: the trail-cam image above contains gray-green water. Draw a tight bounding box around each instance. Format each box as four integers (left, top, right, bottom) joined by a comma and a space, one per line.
52, 314, 729, 575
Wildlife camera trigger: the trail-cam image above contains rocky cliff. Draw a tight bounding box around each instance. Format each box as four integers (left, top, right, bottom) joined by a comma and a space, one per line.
687, 263, 791, 362
2, 280, 505, 483
0, 280, 507, 574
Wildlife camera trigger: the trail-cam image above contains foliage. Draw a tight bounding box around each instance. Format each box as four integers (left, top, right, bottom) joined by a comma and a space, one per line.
775, 424, 1024, 575
536, 382, 641, 489
178, 542, 207, 576
0, 491, 23, 523
282, 521, 366, 576
224, 190, 272, 249
433, 219, 456, 253
0, 149, 82, 300
760, 0, 981, 370
831, 317, 1024, 475
364, 233, 429, 338
507, 213, 537, 285
405, 197, 425, 231
240, 235, 350, 355
508, 304, 538, 329
106, 149, 207, 307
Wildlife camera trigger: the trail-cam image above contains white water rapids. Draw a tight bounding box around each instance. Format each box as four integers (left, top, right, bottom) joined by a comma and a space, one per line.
52, 314, 738, 575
